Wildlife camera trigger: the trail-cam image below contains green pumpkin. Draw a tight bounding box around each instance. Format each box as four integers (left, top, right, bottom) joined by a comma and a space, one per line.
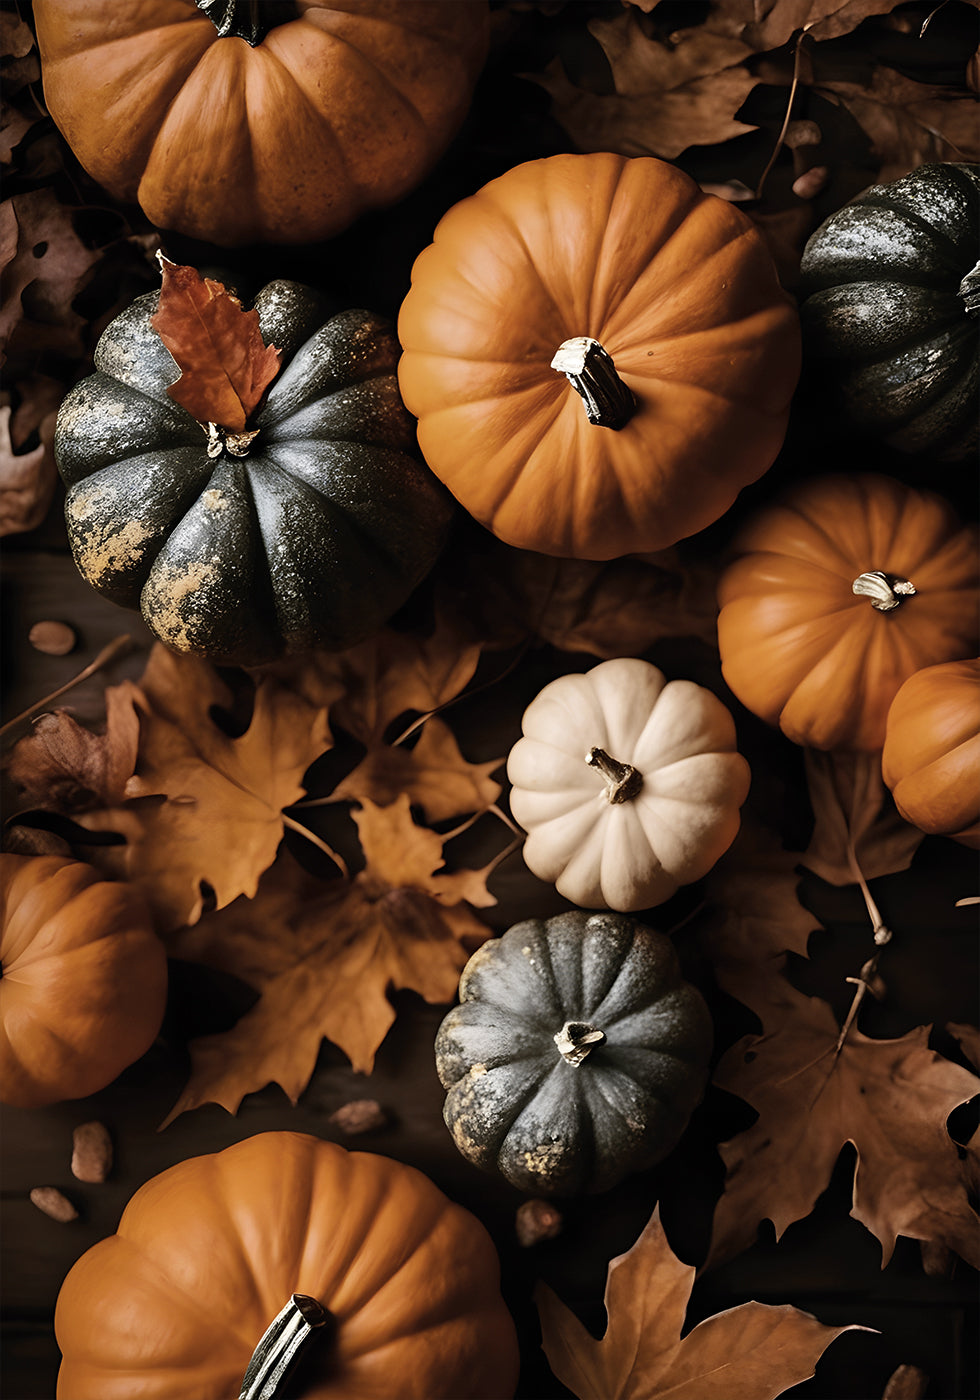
798, 162, 979, 461
55, 280, 453, 666
434, 910, 712, 1196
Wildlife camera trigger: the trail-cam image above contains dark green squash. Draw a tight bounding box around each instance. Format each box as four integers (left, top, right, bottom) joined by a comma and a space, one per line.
434, 910, 712, 1196
55, 280, 453, 666
798, 162, 979, 460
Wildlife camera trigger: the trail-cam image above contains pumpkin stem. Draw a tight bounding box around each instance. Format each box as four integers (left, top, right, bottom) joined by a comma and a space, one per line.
205, 422, 260, 459
851, 570, 917, 612
196, 0, 293, 45
959, 260, 980, 315
239, 1293, 332, 1400
554, 1020, 606, 1066
586, 746, 643, 803
551, 338, 636, 430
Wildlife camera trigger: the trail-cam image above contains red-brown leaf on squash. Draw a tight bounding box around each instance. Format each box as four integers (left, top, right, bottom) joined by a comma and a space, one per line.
150, 257, 281, 432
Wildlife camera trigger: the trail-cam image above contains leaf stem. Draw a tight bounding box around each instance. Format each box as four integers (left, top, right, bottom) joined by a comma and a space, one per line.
835, 837, 892, 1054
281, 814, 348, 878
756, 31, 807, 200
0, 634, 135, 739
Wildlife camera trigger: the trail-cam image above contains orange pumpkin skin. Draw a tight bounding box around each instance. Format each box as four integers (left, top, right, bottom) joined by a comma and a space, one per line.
55, 1132, 520, 1400
716, 474, 979, 752
0, 855, 167, 1108
32, 1, 489, 248
397, 152, 801, 560
882, 658, 980, 847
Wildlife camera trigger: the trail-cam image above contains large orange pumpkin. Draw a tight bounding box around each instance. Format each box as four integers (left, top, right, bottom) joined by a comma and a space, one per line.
716, 474, 979, 752
397, 152, 801, 560
32, 1, 489, 247
0, 854, 167, 1108
882, 657, 980, 847
54, 1132, 520, 1400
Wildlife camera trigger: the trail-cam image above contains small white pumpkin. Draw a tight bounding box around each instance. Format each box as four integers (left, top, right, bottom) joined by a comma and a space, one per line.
506, 658, 750, 911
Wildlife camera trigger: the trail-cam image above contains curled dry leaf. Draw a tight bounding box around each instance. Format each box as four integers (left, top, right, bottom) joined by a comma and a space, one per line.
537, 1204, 861, 1400
149, 258, 281, 432
706, 968, 980, 1271
536, 9, 758, 159
161, 797, 496, 1124
0, 402, 57, 536
5, 684, 141, 814
702, 820, 819, 969
78, 644, 330, 930
802, 750, 924, 886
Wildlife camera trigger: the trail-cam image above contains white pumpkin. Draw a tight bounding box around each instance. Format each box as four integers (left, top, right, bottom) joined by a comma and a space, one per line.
506, 658, 750, 911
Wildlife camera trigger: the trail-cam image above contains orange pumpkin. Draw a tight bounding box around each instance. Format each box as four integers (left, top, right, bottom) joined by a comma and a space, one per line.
397, 152, 801, 560
33, 1, 489, 247
54, 1131, 520, 1400
716, 474, 979, 752
0, 854, 167, 1108
882, 658, 980, 847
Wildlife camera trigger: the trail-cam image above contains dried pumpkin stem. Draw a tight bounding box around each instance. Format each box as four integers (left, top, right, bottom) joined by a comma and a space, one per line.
554, 1020, 606, 1066
196, 0, 292, 46
586, 746, 643, 803
239, 1293, 332, 1400
551, 338, 635, 429
851, 570, 916, 612
959, 260, 980, 315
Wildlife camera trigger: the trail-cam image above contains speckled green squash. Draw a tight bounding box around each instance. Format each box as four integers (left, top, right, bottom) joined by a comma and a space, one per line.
798, 163, 979, 460
55, 280, 453, 666
434, 910, 712, 1196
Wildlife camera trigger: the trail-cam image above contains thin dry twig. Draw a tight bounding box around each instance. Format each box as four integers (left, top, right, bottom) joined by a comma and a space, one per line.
0, 635, 135, 739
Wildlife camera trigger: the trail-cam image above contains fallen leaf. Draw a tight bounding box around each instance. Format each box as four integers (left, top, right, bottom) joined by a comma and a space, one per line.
537, 1203, 860, 1400
150, 257, 281, 432
328, 716, 502, 823
948, 1022, 980, 1072
801, 750, 924, 886
704, 0, 917, 51
0, 400, 56, 535
5, 685, 140, 813
79, 644, 330, 929
702, 820, 819, 969
162, 797, 495, 1120
706, 969, 980, 1270
536, 9, 758, 159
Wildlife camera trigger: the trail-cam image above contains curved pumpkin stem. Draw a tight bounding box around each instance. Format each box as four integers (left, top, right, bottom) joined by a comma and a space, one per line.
586, 746, 643, 803
197, 0, 294, 46
554, 1020, 606, 1066
551, 338, 636, 430
239, 1293, 332, 1400
959, 260, 980, 315
851, 570, 916, 612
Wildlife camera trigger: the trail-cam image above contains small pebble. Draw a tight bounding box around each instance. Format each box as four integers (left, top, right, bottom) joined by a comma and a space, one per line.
919, 1239, 954, 1276
28, 620, 77, 656
792, 166, 829, 200
881, 1363, 929, 1399
515, 1198, 563, 1247
71, 1121, 113, 1183
785, 119, 822, 148
327, 1099, 386, 1136
30, 1186, 78, 1223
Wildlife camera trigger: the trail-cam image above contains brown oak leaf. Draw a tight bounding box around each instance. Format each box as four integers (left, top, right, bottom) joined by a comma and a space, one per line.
79, 644, 330, 930
161, 796, 495, 1122
5, 684, 140, 813
702, 820, 819, 969
537, 1204, 860, 1400
150, 257, 281, 432
328, 716, 503, 823
536, 9, 758, 159
802, 750, 924, 887
705, 969, 980, 1270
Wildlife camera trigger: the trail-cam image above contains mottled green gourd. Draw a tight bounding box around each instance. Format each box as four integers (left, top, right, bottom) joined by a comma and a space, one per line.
798, 162, 979, 460
55, 280, 453, 667
435, 910, 712, 1197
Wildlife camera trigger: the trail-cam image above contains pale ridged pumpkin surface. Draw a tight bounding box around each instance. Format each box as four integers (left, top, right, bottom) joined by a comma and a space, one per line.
55, 1132, 519, 1399
397, 152, 801, 559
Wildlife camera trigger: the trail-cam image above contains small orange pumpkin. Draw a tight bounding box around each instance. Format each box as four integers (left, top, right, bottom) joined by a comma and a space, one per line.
55, 1131, 520, 1400
0, 854, 167, 1107
33, 1, 489, 247
716, 473, 979, 752
882, 658, 980, 847
397, 152, 801, 559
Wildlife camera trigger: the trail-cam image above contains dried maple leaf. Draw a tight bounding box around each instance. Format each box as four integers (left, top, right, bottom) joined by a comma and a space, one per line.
702, 820, 819, 969
802, 750, 924, 887
537, 1204, 860, 1400
536, 9, 758, 159
706, 969, 980, 1270
703, 0, 918, 51
150, 257, 281, 433
328, 716, 502, 823
0, 400, 56, 535
5, 684, 141, 812
162, 796, 495, 1122
79, 644, 330, 930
